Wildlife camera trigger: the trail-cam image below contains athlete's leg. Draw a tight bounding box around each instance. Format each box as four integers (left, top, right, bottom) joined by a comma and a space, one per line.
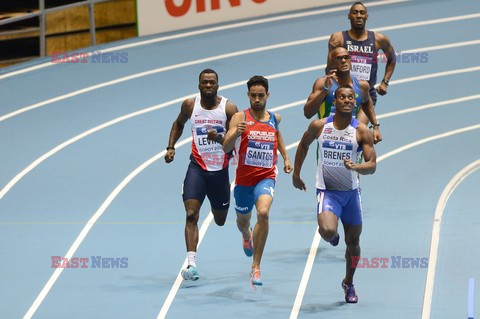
251, 193, 273, 269
316, 190, 341, 241
207, 167, 230, 226
184, 199, 202, 252
356, 108, 369, 125
340, 189, 363, 285
236, 211, 252, 241
181, 163, 207, 279
342, 223, 362, 285
211, 208, 228, 226
234, 184, 254, 241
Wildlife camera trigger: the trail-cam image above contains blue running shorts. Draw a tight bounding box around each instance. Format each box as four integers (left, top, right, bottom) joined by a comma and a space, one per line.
234, 178, 275, 214
316, 188, 362, 225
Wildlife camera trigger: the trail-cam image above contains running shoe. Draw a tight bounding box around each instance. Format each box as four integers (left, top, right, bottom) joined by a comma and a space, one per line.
250, 268, 262, 286
341, 279, 358, 303
243, 228, 254, 257
329, 233, 340, 247
181, 265, 200, 281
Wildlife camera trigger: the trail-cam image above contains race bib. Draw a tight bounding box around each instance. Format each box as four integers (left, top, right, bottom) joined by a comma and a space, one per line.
194, 126, 223, 154
321, 140, 353, 167
245, 141, 274, 168
350, 55, 372, 81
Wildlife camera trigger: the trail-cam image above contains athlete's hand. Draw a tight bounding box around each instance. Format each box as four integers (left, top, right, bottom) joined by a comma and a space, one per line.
165, 148, 175, 163
344, 158, 356, 171
373, 128, 382, 144
376, 82, 388, 96
293, 174, 307, 191
323, 69, 338, 90
284, 159, 293, 174
207, 129, 219, 142
236, 121, 247, 136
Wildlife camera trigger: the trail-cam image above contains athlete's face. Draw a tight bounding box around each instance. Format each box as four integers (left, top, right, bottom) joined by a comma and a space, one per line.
198, 73, 218, 98
331, 48, 351, 73
348, 4, 368, 30
334, 88, 356, 114
247, 85, 269, 112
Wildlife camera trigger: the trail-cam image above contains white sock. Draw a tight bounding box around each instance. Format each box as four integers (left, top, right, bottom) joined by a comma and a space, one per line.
187, 251, 196, 267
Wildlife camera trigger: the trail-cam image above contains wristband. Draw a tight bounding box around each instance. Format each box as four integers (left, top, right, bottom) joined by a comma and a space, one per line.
369, 122, 380, 129
382, 79, 389, 86
166, 146, 175, 151
322, 85, 329, 91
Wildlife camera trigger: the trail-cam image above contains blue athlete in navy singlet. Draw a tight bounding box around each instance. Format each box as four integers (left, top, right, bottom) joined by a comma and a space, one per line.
327, 1, 396, 106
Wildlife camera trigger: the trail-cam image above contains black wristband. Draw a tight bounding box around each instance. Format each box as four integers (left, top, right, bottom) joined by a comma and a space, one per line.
369, 122, 380, 129
166, 146, 175, 151
382, 79, 389, 86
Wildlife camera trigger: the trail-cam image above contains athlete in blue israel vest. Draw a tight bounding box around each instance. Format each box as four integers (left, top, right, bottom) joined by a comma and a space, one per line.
293, 85, 377, 304
304, 47, 382, 144
165, 69, 238, 281
327, 1, 396, 106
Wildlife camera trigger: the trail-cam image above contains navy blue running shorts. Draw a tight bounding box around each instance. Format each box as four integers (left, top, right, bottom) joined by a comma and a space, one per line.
182, 161, 230, 210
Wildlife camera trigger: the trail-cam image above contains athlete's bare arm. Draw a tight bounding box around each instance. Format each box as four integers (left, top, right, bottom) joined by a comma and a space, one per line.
207, 100, 238, 144
223, 112, 246, 153
375, 32, 396, 96
275, 114, 292, 173
293, 119, 326, 191
357, 80, 382, 144
344, 123, 376, 174
303, 69, 338, 119
326, 32, 344, 72
165, 98, 194, 163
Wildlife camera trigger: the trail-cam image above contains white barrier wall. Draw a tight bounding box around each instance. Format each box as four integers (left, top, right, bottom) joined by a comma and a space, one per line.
136, 0, 352, 36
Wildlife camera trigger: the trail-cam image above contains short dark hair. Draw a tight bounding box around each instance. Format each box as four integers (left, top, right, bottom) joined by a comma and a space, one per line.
199, 68, 218, 82
334, 85, 354, 97
350, 1, 367, 13
247, 75, 269, 92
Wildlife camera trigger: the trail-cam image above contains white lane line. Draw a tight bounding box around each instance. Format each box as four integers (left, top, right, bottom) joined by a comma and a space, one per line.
390, 67, 480, 86
421, 159, 480, 319
22, 138, 192, 319
288, 125, 480, 319
0, 0, 409, 81
157, 187, 230, 319
377, 125, 480, 162
1, 23, 479, 122
377, 95, 480, 119
468, 278, 475, 319
2, 66, 479, 202
0, 95, 195, 200
289, 230, 321, 319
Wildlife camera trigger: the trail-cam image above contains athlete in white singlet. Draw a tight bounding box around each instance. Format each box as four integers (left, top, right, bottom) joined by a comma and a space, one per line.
165, 69, 238, 281
293, 85, 377, 304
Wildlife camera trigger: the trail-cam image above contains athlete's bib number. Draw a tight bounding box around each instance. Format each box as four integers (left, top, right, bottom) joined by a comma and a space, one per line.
321, 140, 353, 167
350, 55, 372, 81
195, 126, 223, 154
245, 141, 274, 168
